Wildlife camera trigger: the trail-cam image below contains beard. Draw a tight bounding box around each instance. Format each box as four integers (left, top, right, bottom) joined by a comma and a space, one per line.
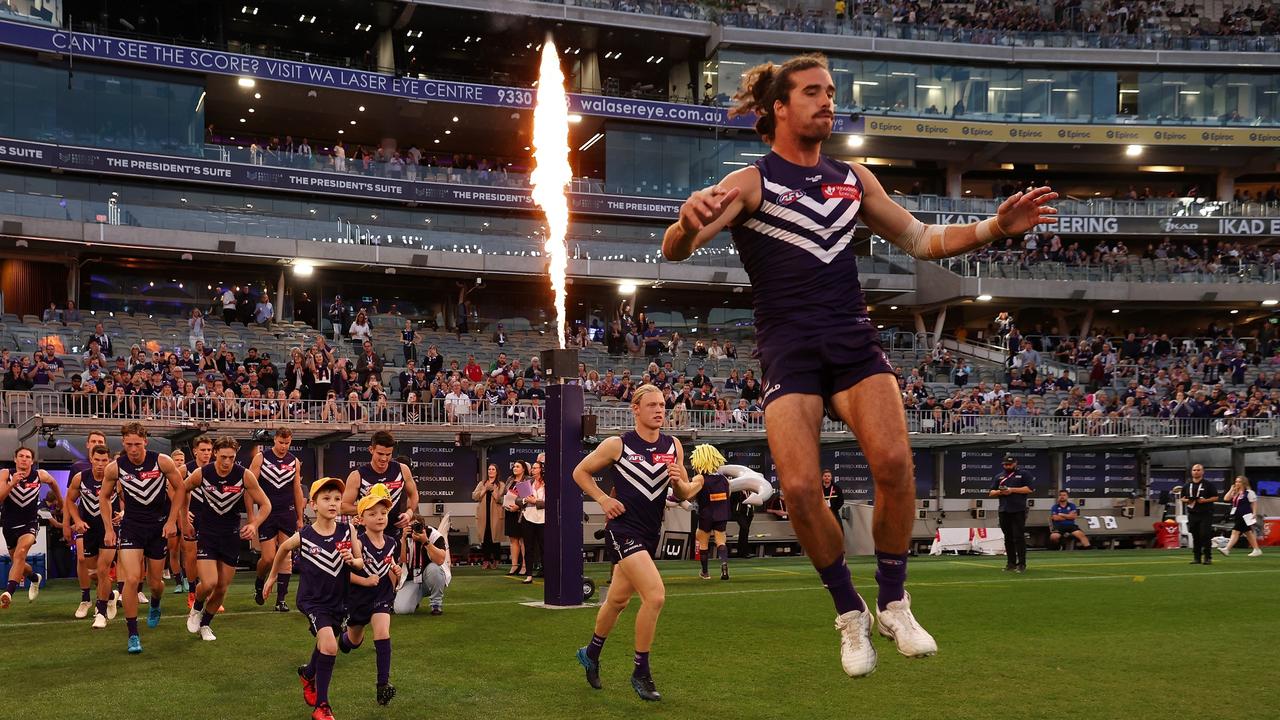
797, 120, 834, 144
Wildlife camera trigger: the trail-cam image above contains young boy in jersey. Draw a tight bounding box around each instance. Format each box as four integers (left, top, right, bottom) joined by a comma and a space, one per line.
572, 384, 699, 701
338, 483, 401, 706
183, 436, 272, 641
0, 447, 62, 609
250, 428, 306, 611
100, 422, 187, 654
266, 477, 365, 720
688, 444, 732, 581
65, 445, 121, 627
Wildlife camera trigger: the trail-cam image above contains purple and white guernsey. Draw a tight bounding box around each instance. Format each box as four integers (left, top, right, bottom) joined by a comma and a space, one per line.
296, 522, 351, 612
116, 451, 170, 526
729, 152, 891, 403
732, 152, 867, 337
605, 431, 677, 543
258, 450, 299, 516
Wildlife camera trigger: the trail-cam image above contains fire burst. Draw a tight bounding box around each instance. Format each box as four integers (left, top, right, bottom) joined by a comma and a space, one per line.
530, 38, 572, 350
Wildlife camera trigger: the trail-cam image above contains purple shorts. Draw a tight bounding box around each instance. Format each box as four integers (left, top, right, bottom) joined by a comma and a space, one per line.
258, 512, 298, 543
757, 320, 893, 407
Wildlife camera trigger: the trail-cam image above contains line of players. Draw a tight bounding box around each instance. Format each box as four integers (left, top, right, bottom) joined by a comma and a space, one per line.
3, 423, 419, 720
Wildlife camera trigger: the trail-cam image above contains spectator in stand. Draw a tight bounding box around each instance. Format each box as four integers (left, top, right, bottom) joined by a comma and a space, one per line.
348, 310, 372, 346
220, 285, 238, 325
41, 302, 61, 324
187, 308, 206, 350
254, 293, 274, 327
63, 300, 81, 324
444, 380, 472, 423
401, 320, 418, 364
491, 323, 508, 347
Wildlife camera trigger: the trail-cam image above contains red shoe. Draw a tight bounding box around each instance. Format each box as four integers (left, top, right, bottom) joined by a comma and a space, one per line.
186, 593, 195, 610
297, 666, 318, 707
311, 702, 334, 720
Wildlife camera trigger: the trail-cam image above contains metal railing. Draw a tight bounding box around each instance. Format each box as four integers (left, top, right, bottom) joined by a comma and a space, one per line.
940, 257, 1280, 285
9, 391, 1275, 438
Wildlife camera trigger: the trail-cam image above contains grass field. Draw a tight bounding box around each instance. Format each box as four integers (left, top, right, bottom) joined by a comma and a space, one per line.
2, 550, 1276, 720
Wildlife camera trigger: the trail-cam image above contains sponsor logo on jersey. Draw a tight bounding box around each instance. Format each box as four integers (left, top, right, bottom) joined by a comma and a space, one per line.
821, 183, 862, 201
805, 174, 823, 183
652, 453, 676, 465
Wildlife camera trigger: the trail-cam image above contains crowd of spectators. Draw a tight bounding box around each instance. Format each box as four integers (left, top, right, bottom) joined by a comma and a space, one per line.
898, 318, 1280, 434
600, 0, 1280, 39
205, 126, 528, 187
970, 232, 1280, 276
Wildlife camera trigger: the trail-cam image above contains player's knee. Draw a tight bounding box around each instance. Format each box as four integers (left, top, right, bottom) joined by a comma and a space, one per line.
871, 446, 914, 488
317, 637, 339, 655
643, 589, 666, 611
605, 591, 630, 611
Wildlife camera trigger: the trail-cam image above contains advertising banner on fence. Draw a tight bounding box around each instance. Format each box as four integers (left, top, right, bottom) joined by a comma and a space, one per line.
1062, 451, 1141, 499
942, 449, 1053, 499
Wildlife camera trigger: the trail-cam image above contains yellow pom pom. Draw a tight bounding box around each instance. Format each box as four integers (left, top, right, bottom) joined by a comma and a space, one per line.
690, 444, 726, 475
368, 482, 391, 499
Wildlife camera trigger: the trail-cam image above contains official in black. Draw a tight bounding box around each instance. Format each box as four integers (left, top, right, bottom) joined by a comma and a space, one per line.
1182, 463, 1219, 565
731, 490, 754, 559
989, 455, 1033, 572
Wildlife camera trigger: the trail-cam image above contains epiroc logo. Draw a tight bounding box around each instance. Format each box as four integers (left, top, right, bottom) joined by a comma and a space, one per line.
1201, 131, 1233, 142
1250, 131, 1280, 143
1057, 129, 1091, 140
868, 120, 903, 132
1153, 130, 1187, 141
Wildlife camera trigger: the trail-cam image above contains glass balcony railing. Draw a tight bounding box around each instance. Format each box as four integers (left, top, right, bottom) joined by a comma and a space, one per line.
939, 256, 1280, 285
543, 1, 1280, 54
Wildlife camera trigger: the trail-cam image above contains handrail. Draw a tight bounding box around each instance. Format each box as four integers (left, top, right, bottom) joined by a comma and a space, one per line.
9, 391, 1274, 439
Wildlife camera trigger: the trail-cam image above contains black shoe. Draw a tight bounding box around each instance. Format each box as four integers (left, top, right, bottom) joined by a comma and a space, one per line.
576, 647, 602, 690
1190, 559, 1202, 564
1003, 565, 1015, 572
1203, 558, 1212, 565
1014, 564, 1025, 574
506, 568, 520, 576
275, 600, 290, 613
631, 673, 661, 702
521, 576, 533, 584
430, 607, 443, 616
254, 587, 265, 606
376, 683, 396, 706
720, 564, 729, 581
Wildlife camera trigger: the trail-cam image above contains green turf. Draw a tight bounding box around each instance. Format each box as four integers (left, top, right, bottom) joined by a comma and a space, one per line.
2, 550, 1276, 719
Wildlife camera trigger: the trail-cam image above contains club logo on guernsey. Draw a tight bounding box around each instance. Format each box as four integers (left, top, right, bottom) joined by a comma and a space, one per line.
362, 548, 396, 580
120, 468, 166, 505
258, 455, 297, 491
6, 479, 40, 507
617, 442, 675, 502
302, 537, 346, 577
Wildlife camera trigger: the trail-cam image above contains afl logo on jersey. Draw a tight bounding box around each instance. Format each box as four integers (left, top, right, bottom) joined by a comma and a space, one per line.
626, 454, 646, 463
821, 184, 862, 201
776, 189, 806, 206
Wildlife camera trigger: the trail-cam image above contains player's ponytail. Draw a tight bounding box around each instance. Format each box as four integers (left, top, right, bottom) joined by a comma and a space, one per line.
729, 53, 829, 144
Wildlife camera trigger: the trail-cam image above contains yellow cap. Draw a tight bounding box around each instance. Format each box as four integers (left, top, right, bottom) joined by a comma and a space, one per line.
356, 482, 394, 515
309, 476, 345, 501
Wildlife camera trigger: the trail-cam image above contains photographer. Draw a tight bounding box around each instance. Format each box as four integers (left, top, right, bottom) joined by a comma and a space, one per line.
393, 517, 450, 616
